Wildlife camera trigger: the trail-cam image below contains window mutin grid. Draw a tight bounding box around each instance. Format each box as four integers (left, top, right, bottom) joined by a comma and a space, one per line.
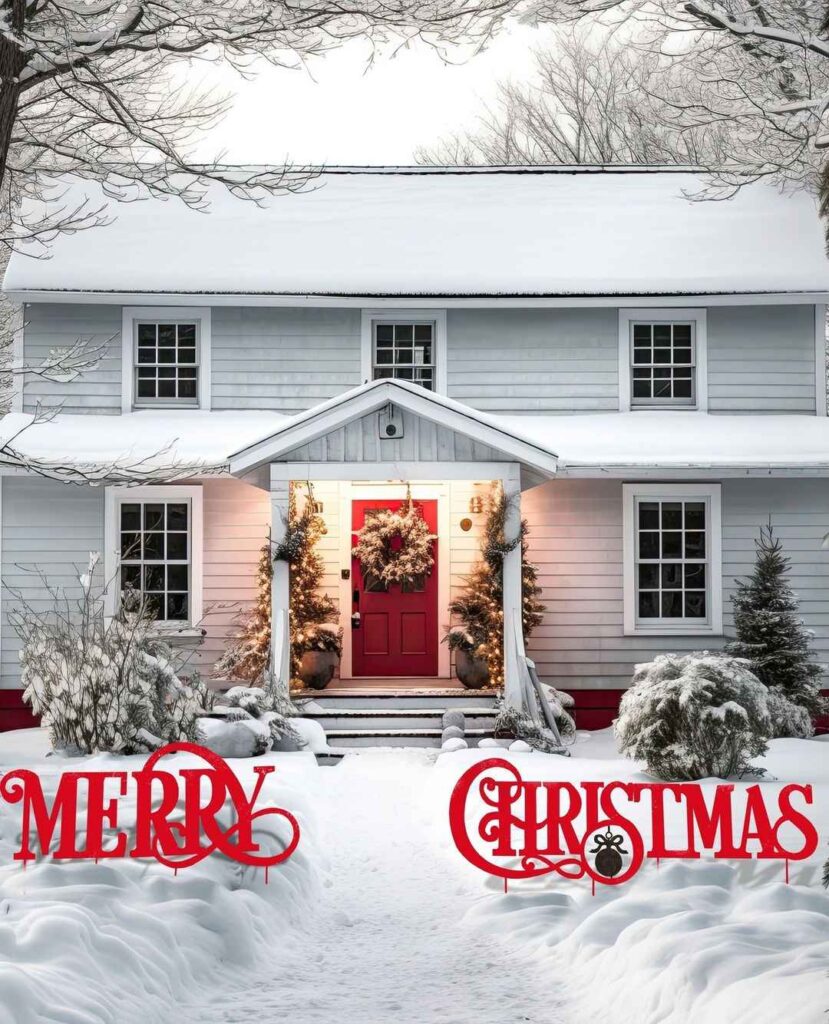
635, 497, 708, 623
372, 322, 435, 390
134, 321, 199, 404
119, 499, 190, 621
631, 321, 695, 405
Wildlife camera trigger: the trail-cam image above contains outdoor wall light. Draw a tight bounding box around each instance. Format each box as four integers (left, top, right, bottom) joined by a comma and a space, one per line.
469, 495, 484, 515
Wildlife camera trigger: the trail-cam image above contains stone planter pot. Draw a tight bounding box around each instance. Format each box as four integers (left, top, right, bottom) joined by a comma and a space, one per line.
455, 649, 490, 690
298, 650, 338, 690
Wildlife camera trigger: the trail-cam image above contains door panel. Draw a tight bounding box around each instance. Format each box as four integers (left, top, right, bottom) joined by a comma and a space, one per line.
351, 498, 438, 677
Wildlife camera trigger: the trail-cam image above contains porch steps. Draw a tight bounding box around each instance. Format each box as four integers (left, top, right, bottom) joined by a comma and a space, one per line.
324, 728, 493, 749
299, 692, 499, 750
307, 707, 498, 732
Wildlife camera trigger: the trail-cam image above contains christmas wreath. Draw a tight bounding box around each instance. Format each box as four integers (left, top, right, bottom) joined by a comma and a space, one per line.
352, 496, 435, 588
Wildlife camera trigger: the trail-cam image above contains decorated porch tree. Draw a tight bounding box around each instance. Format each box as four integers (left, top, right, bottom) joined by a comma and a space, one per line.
446, 486, 544, 686
274, 484, 341, 680
725, 525, 825, 737
214, 540, 274, 683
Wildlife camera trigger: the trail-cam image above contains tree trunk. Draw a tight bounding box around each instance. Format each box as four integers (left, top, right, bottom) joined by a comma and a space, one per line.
0, 1, 27, 190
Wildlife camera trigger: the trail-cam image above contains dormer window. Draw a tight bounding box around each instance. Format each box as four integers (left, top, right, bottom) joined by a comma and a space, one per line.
122, 306, 211, 411
619, 309, 707, 412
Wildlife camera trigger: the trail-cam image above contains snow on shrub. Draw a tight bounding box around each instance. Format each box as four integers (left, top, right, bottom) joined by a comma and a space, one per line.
203, 682, 303, 757
11, 553, 210, 754
615, 652, 772, 780
541, 684, 577, 738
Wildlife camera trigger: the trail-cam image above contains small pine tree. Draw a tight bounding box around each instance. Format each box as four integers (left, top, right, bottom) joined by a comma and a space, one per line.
214, 541, 273, 683
726, 525, 824, 734
275, 484, 339, 679
446, 487, 545, 686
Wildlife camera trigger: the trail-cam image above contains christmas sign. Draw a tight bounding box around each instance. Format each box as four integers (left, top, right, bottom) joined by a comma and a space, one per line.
0, 742, 300, 878
449, 758, 818, 888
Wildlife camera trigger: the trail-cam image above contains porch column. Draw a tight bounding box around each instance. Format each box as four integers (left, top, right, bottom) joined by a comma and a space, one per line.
269, 468, 291, 698
501, 466, 524, 710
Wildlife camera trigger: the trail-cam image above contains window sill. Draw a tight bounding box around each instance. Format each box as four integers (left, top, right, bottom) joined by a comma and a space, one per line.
625, 626, 723, 638
148, 625, 206, 646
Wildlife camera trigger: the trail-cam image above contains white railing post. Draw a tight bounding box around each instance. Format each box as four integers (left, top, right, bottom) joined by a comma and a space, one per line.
270, 471, 291, 699
502, 468, 524, 710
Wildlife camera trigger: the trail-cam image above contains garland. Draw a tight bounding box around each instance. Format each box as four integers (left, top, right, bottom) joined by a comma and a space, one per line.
352, 493, 435, 588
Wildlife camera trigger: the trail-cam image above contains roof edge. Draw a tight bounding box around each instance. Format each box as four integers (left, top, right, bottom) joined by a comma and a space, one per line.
7, 289, 827, 308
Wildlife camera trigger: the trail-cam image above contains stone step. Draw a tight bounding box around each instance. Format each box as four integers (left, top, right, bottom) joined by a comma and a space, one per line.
306, 708, 498, 731
300, 692, 498, 711
325, 728, 494, 749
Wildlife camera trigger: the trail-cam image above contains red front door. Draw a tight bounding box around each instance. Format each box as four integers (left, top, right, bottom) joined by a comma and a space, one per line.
351, 498, 439, 677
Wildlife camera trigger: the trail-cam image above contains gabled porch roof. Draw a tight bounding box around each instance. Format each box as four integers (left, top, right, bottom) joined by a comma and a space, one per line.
227, 379, 560, 481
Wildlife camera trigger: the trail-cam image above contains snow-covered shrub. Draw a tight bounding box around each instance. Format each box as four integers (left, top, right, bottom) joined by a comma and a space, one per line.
615, 652, 772, 780
493, 700, 562, 754
208, 682, 302, 756
12, 554, 209, 754
541, 684, 577, 739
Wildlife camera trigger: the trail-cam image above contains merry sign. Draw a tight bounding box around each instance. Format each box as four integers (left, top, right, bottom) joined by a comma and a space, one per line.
0, 742, 300, 876
449, 759, 819, 887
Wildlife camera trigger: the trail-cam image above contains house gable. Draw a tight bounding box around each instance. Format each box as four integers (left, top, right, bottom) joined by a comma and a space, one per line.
228, 379, 559, 483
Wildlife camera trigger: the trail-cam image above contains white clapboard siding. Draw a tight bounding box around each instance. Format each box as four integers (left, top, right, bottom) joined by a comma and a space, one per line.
1, 478, 105, 686
197, 477, 271, 674
211, 307, 362, 412
707, 305, 816, 413
446, 308, 618, 414
18, 303, 821, 417
521, 477, 829, 691
22, 303, 122, 415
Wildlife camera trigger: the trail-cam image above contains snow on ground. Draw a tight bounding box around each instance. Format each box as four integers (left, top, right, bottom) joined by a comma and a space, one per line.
0, 734, 321, 1024
0, 728, 826, 1024
432, 730, 829, 1024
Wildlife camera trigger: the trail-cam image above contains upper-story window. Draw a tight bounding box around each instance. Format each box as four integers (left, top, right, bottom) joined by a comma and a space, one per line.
361, 309, 447, 394
135, 321, 198, 404
619, 309, 707, 412
122, 307, 211, 412
373, 322, 435, 390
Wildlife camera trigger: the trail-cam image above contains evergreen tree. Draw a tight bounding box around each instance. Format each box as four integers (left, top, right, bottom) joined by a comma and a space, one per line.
214, 541, 273, 683
446, 487, 545, 686
726, 525, 824, 732
274, 485, 339, 679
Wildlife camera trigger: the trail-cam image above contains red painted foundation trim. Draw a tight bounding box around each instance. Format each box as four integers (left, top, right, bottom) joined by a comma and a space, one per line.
0, 690, 38, 732
569, 688, 829, 734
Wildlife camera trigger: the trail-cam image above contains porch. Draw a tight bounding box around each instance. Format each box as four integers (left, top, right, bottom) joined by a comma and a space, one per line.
226, 379, 563, 746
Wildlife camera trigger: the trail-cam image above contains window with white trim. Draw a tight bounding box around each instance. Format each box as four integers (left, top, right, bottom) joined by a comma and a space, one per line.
619, 309, 707, 412
122, 307, 211, 412
631, 321, 695, 405
623, 483, 722, 635
361, 309, 447, 395
135, 320, 199, 404
106, 485, 203, 626
372, 321, 435, 390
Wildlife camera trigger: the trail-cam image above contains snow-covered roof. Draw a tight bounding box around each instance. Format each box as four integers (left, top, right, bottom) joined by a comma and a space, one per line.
5, 402, 829, 480
4, 167, 827, 298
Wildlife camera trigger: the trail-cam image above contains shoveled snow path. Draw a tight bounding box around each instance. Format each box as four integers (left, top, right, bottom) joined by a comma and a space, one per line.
182, 749, 566, 1024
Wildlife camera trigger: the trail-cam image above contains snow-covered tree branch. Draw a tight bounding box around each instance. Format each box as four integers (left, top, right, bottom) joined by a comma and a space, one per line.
523, 2, 828, 202
0, 0, 523, 252
417, 29, 728, 166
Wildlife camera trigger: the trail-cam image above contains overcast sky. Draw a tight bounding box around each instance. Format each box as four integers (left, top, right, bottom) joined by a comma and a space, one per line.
190, 22, 559, 166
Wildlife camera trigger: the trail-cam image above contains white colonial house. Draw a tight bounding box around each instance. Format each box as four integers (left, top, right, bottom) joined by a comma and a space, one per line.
1, 166, 828, 743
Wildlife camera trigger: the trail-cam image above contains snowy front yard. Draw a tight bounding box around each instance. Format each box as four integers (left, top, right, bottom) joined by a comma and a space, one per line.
0, 728, 826, 1024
